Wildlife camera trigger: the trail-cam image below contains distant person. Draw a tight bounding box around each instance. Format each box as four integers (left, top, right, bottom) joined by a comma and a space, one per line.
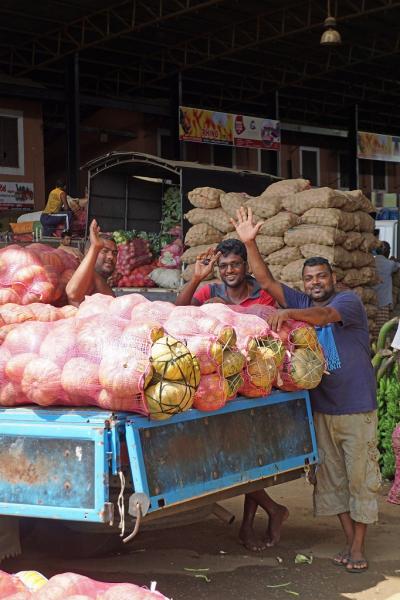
40, 180, 72, 236
372, 229, 380, 256
66, 219, 117, 306
58, 230, 84, 262
373, 241, 400, 337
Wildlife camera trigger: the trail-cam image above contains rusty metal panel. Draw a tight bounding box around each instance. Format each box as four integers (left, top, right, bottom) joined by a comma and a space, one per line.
0, 436, 95, 508
0, 408, 126, 522
125, 391, 318, 512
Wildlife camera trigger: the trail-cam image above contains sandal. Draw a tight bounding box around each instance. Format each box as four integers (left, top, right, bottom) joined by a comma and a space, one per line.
346, 558, 369, 573
332, 551, 350, 566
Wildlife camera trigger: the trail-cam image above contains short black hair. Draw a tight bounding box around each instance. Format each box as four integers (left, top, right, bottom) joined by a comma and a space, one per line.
376, 241, 390, 257
56, 179, 66, 189
61, 230, 71, 238
302, 256, 333, 275
216, 239, 247, 262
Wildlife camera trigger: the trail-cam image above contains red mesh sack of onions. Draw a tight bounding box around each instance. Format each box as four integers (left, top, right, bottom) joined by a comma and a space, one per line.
162, 306, 245, 408
0, 570, 171, 599
130, 302, 244, 410
0, 297, 200, 418
200, 304, 279, 397
0, 244, 79, 307
228, 304, 326, 392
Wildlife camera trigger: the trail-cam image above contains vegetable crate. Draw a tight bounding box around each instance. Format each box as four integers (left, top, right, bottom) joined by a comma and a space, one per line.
0, 391, 317, 525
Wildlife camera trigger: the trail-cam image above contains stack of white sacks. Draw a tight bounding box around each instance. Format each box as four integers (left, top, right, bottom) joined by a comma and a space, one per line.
182, 179, 379, 333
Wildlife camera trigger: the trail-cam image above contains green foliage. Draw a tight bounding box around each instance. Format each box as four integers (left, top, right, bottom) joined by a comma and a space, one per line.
160, 186, 181, 233
377, 363, 400, 479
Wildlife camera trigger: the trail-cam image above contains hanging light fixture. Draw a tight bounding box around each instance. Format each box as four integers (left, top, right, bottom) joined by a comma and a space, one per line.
320, 0, 342, 46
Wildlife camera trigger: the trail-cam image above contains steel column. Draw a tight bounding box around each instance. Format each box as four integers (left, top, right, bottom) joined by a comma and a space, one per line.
348, 104, 359, 191
65, 52, 80, 197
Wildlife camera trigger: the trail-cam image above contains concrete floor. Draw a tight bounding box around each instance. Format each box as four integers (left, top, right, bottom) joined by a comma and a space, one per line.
3, 477, 400, 600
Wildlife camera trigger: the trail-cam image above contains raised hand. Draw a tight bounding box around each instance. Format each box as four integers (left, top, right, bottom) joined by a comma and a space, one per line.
89, 219, 104, 250
230, 206, 263, 244
193, 247, 221, 281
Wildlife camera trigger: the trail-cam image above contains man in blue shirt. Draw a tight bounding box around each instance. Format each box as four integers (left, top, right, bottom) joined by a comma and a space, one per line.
230, 206, 380, 574
373, 241, 400, 338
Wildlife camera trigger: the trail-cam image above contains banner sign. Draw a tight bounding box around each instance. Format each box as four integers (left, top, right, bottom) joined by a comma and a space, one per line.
179, 106, 280, 150
357, 131, 400, 162
179, 107, 233, 145
233, 115, 280, 150
0, 181, 34, 210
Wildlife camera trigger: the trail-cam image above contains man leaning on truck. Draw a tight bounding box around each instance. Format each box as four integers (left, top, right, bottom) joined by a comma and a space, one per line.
175, 235, 289, 552
231, 206, 380, 574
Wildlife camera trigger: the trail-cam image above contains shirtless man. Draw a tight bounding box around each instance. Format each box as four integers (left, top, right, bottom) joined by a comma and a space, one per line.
66, 219, 117, 306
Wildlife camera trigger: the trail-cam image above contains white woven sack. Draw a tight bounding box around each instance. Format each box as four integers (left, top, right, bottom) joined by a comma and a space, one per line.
255, 235, 285, 256
181, 243, 217, 264
359, 233, 380, 252
185, 208, 235, 233
281, 259, 306, 283
299, 244, 353, 269
343, 231, 363, 251
284, 225, 346, 247
281, 187, 350, 215
262, 178, 310, 198
149, 268, 181, 289
187, 187, 223, 209
184, 224, 223, 247
364, 303, 378, 319
351, 250, 375, 268
345, 190, 375, 213
333, 266, 346, 281
245, 195, 281, 219
353, 286, 378, 304
259, 211, 299, 236
342, 266, 377, 287
353, 211, 375, 233
267, 263, 283, 280
220, 192, 249, 219
266, 246, 302, 265
300, 208, 356, 232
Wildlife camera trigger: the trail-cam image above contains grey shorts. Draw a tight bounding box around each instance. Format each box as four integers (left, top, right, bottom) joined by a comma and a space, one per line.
313, 411, 381, 524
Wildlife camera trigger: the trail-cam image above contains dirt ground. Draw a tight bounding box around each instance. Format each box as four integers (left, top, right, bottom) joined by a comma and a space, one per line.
3, 477, 400, 600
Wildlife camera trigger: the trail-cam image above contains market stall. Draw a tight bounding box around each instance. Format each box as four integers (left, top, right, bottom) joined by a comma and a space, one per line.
83, 152, 279, 300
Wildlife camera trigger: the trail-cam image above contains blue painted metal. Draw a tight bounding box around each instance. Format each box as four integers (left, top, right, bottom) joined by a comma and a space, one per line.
125, 390, 318, 513
0, 408, 127, 522
0, 392, 318, 524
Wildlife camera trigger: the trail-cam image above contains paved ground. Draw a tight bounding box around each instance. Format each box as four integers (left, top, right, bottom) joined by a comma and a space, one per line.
3, 477, 400, 600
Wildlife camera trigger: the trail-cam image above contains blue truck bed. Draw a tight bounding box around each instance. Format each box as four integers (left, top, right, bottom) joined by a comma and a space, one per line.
0, 390, 318, 528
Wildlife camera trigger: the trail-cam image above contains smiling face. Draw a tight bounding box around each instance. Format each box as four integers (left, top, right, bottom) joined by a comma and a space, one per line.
95, 239, 118, 278
217, 252, 247, 288
302, 263, 336, 303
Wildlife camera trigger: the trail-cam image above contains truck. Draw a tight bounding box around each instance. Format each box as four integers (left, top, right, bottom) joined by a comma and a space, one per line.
0, 155, 317, 552
0, 390, 317, 548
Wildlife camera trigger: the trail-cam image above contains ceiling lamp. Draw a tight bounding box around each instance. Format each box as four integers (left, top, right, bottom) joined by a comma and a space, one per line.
320, 0, 342, 46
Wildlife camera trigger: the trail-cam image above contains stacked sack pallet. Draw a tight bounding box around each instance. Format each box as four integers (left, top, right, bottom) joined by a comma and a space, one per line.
182, 180, 380, 334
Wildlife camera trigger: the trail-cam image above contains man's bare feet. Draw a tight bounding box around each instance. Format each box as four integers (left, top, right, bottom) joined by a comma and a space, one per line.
346, 549, 368, 573
332, 549, 350, 566
239, 526, 267, 552
265, 504, 289, 547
